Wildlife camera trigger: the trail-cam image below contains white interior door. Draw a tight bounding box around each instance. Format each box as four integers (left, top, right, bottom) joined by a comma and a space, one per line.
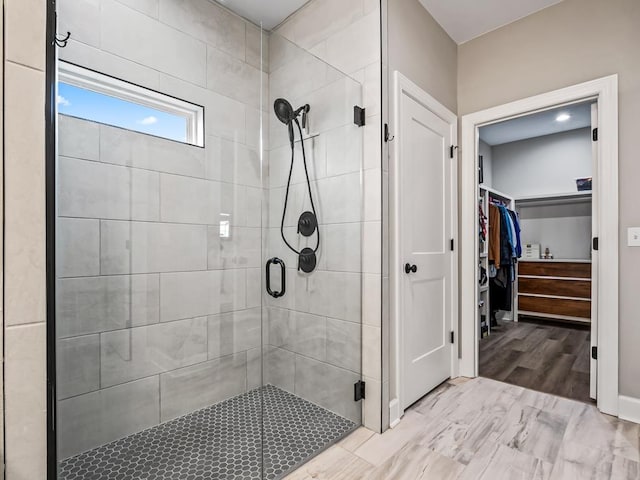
399, 93, 453, 410
590, 102, 599, 400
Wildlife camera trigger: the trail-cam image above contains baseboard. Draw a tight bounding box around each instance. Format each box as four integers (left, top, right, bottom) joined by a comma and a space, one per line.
618, 395, 640, 425
389, 399, 401, 428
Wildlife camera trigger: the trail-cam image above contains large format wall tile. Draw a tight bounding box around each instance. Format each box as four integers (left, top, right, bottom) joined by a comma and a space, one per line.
57, 334, 100, 399
160, 269, 247, 322
160, 352, 247, 421
100, 220, 208, 274
61, 39, 162, 91
307, 271, 362, 323
207, 46, 265, 110
5, 0, 46, 69
206, 136, 262, 187
158, 0, 246, 61
208, 308, 261, 360
57, 218, 100, 277
246, 23, 268, 72
58, 156, 159, 221
59, 114, 100, 161
273, 0, 364, 52
207, 225, 261, 270
101, 317, 208, 388
99, 123, 206, 178
57, 0, 100, 49
266, 347, 296, 393
130, 274, 161, 327
116, 0, 159, 18
159, 174, 223, 225
57, 274, 160, 337
58, 376, 160, 459
159, 74, 248, 143
101, 0, 207, 86
4, 323, 47, 478
294, 355, 360, 424
317, 172, 362, 224
4, 62, 46, 327
326, 318, 361, 373
322, 223, 362, 273
268, 308, 327, 362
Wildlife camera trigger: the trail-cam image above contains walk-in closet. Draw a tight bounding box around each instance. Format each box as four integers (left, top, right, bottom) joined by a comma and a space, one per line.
476, 101, 597, 404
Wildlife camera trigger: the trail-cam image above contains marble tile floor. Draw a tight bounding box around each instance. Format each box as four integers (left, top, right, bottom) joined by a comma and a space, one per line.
285, 377, 640, 480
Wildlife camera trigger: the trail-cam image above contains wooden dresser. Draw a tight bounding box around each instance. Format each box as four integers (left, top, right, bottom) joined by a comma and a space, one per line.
517, 260, 591, 324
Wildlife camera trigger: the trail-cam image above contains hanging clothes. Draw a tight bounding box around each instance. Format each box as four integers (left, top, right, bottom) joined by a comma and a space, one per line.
479, 205, 487, 242
508, 210, 522, 258
488, 204, 501, 268
498, 205, 513, 269
490, 267, 512, 311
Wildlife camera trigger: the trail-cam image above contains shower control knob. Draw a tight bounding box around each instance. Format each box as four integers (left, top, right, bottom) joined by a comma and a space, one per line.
404, 263, 418, 274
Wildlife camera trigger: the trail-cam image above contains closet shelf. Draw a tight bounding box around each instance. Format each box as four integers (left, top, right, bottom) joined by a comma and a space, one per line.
479, 184, 513, 202
515, 191, 592, 207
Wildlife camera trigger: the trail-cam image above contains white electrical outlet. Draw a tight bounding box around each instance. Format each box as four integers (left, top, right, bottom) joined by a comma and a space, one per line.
628, 227, 640, 247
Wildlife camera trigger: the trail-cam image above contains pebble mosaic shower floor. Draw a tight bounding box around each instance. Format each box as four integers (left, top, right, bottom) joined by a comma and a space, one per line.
58, 385, 356, 480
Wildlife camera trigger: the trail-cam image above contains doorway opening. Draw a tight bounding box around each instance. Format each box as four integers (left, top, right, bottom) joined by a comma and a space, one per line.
460, 76, 619, 417
476, 101, 596, 403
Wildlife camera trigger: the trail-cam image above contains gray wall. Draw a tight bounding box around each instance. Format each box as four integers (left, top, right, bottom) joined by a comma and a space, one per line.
492, 128, 592, 198
385, 0, 459, 420
518, 202, 592, 260
458, 0, 640, 398
388, 0, 457, 113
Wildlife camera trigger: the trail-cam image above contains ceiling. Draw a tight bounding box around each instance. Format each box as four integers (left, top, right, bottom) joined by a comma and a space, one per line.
418, 0, 563, 44
479, 102, 593, 146
215, 0, 310, 30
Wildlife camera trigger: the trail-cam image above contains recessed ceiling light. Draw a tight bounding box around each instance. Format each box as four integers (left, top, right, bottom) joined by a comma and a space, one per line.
556, 113, 571, 122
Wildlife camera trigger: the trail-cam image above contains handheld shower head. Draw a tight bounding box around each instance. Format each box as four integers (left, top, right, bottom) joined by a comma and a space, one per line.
274, 98, 294, 125
274, 98, 295, 147
274, 99, 311, 147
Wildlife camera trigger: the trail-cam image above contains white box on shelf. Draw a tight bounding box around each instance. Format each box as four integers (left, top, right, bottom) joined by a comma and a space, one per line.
523, 243, 541, 259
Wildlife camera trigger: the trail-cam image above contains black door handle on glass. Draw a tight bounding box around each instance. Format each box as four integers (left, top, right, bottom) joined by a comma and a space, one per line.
266, 257, 286, 298
405, 263, 417, 274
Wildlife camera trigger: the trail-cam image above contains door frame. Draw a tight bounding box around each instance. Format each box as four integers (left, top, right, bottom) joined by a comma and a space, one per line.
459, 75, 619, 416
389, 71, 459, 427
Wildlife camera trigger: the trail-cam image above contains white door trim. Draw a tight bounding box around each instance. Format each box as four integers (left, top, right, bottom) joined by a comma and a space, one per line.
459, 75, 619, 416
390, 71, 459, 426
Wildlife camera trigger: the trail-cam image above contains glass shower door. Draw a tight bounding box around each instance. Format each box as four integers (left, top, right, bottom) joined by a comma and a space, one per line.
261, 32, 364, 478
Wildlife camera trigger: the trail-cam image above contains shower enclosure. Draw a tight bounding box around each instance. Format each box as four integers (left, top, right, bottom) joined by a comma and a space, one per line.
53, 1, 364, 479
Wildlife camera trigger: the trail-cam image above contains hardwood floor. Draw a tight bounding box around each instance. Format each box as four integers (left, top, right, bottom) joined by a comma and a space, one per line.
284, 377, 640, 479
479, 318, 592, 404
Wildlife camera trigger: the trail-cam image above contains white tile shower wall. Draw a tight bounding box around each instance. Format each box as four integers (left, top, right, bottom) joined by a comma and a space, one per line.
273, 0, 383, 432
56, 0, 269, 459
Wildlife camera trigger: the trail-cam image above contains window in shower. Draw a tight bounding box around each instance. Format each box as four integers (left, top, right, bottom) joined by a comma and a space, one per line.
58, 62, 204, 146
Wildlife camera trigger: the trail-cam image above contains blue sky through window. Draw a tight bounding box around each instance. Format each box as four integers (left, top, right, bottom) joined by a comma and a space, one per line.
58, 82, 188, 143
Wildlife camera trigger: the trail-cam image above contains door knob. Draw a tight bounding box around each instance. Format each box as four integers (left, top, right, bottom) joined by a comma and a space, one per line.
404, 263, 417, 274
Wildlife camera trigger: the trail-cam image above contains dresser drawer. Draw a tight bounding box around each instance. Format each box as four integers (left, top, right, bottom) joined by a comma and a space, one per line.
518, 261, 591, 279
518, 295, 591, 319
518, 277, 591, 299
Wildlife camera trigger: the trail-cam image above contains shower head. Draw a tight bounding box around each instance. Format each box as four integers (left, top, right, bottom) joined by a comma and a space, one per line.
274, 98, 311, 148
274, 98, 294, 125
